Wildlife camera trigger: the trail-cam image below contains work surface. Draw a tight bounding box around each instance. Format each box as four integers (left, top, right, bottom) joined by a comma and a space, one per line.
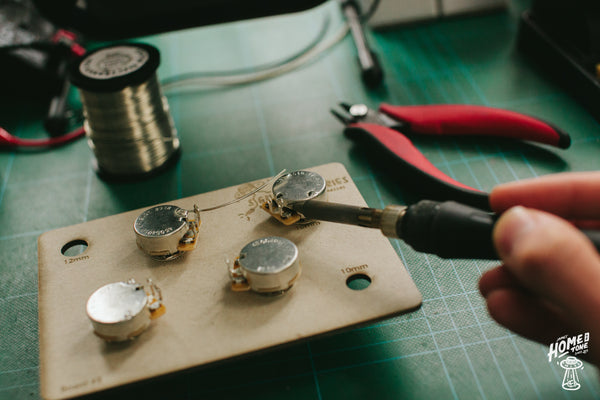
2, 0, 600, 398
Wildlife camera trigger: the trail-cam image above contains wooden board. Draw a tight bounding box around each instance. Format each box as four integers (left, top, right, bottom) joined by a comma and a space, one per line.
38, 163, 422, 400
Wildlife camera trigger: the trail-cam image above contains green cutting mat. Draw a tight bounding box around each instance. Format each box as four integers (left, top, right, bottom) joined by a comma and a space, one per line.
2, 0, 600, 398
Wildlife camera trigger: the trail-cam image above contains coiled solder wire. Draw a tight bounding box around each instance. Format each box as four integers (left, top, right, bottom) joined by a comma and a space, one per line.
70, 43, 179, 178
80, 76, 179, 175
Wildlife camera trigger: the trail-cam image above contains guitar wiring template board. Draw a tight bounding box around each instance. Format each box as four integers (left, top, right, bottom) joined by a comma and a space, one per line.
37, 163, 422, 400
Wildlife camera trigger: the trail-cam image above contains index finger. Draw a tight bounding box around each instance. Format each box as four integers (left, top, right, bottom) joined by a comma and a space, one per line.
490, 171, 600, 219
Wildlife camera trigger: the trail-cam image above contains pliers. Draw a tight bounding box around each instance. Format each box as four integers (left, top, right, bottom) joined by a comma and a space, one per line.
331, 102, 571, 209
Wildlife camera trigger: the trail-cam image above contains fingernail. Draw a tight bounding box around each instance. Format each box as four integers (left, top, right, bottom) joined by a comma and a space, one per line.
494, 206, 537, 258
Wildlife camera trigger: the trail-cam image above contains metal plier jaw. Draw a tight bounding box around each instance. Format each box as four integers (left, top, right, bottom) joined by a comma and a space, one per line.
331, 103, 403, 131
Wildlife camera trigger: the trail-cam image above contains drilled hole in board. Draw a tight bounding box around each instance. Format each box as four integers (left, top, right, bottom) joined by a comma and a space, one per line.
346, 273, 372, 291
61, 240, 88, 257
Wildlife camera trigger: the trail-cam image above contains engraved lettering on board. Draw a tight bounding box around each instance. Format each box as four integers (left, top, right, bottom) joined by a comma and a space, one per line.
326, 176, 349, 193
61, 376, 102, 393
340, 264, 369, 274
63, 255, 90, 265
236, 179, 271, 221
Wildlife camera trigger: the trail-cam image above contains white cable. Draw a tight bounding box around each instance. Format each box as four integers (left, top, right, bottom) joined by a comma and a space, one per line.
162, 23, 350, 90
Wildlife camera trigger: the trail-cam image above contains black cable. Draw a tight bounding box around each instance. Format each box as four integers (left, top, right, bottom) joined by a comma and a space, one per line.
360, 0, 381, 22
342, 0, 384, 87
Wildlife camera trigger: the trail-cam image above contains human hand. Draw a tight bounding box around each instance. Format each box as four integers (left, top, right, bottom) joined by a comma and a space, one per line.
479, 172, 600, 366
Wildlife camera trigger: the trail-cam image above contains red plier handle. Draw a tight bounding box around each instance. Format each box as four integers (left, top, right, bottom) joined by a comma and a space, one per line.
379, 103, 570, 148
333, 103, 570, 209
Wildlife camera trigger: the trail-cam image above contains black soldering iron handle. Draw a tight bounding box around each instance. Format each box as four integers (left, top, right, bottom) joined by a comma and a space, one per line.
399, 200, 600, 259
399, 200, 499, 259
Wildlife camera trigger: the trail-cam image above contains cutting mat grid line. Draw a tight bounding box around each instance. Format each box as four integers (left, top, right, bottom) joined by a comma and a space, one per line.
306, 342, 324, 400
0, 153, 15, 206
311, 334, 521, 375
448, 257, 517, 399
5, 171, 89, 188
0, 383, 38, 393
0, 292, 36, 302
410, 26, 531, 189
430, 28, 489, 105
439, 259, 500, 398
370, 128, 509, 399
312, 319, 496, 358
0, 312, 505, 393
0, 230, 45, 242
2, 0, 600, 398
0, 366, 38, 376
189, 335, 535, 399
417, 308, 459, 399
578, 360, 600, 400
425, 251, 511, 397
511, 335, 542, 399
426, 20, 555, 187
376, 30, 505, 194
82, 161, 94, 223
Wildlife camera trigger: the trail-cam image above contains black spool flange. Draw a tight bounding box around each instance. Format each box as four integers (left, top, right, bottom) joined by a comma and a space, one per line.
69, 42, 160, 92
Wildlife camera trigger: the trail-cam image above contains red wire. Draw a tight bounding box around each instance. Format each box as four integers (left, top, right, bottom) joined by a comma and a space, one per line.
0, 33, 87, 149
0, 126, 85, 148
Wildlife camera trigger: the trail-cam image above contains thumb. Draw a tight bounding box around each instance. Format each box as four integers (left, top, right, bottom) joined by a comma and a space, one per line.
493, 206, 600, 324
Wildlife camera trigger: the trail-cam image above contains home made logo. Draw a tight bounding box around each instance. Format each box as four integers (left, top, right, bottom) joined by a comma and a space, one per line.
547, 333, 589, 391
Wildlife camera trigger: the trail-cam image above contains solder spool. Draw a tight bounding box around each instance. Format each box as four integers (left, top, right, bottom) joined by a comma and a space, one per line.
69, 43, 180, 179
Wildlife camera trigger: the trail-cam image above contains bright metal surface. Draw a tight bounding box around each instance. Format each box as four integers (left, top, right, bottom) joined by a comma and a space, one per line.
86, 280, 151, 341
134, 204, 190, 259
238, 236, 300, 293
272, 170, 327, 204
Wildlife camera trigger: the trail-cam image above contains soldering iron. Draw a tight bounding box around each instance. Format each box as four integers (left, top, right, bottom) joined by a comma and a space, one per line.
290, 199, 600, 259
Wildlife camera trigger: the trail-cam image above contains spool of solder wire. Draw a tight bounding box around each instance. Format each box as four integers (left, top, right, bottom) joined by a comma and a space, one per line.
70, 43, 180, 179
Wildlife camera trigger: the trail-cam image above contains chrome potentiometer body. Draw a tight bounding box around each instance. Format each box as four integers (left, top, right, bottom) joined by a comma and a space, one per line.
229, 237, 300, 295
134, 204, 201, 260
261, 170, 327, 225
86, 279, 165, 342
